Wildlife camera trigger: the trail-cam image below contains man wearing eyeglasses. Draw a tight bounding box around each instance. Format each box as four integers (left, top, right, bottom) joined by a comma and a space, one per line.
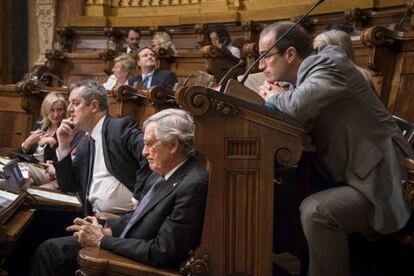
259, 21, 413, 276
30, 109, 208, 276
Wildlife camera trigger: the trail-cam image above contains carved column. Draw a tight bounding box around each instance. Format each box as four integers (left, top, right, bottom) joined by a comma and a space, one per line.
35, 0, 56, 65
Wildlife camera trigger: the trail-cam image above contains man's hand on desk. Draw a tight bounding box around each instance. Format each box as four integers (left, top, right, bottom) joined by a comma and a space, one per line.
66, 216, 112, 247
258, 81, 287, 101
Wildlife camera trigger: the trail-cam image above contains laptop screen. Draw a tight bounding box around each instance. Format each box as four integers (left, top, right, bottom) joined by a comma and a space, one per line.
1, 160, 25, 193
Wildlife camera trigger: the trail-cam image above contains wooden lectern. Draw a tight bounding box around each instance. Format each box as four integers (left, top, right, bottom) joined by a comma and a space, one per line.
77, 85, 306, 276
177, 85, 306, 275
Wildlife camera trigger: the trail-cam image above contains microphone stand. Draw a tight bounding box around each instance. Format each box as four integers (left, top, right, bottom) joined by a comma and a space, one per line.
40, 73, 68, 89
218, 59, 245, 92
239, 0, 325, 84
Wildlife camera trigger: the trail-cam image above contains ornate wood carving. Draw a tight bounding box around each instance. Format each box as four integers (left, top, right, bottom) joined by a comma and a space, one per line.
225, 139, 259, 159
35, 0, 56, 65
402, 158, 414, 207
210, 99, 238, 117
104, 27, 123, 50
345, 7, 369, 29
179, 250, 209, 276
56, 27, 74, 52
241, 21, 261, 43
242, 42, 259, 73
194, 24, 208, 48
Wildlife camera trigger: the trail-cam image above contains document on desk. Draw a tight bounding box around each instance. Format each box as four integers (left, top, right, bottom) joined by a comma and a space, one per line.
0, 190, 18, 208
27, 188, 81, 206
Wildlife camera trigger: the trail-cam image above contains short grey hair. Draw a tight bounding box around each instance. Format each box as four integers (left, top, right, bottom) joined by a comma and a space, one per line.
69, 79, 109, 112
143, 109, 195, 156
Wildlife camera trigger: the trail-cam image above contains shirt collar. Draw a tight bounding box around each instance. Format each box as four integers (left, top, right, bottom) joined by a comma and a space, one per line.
142, 69, 155, 79
90, 115, 106, 141
164, 158, 188, 180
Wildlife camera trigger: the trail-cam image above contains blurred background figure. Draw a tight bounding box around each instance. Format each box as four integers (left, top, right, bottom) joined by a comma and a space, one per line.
119, 28, 141, 54
325, 21, 355, 35
103, 54, 137, 90
152, 31, 176, 55
207, 24, 241, 58
313, 29, 372, 84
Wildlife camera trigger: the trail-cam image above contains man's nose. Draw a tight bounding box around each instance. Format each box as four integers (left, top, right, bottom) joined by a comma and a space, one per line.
258, 59, 266, 71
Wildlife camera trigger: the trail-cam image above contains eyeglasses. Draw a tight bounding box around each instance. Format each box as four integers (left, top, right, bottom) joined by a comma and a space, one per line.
144, 138, 160, 149
259, 50, 280, 63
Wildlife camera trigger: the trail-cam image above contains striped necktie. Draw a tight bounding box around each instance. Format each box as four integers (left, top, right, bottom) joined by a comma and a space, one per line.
119, 175, 164, 238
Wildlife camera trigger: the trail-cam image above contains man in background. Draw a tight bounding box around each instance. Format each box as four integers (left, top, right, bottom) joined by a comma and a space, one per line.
128, 47, 177, 90
119, 28, 141, 54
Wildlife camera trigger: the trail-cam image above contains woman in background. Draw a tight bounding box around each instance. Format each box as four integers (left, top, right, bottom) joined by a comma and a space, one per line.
103, 54, 137, 90
313, 29, 372, 84
152, 31, 177, 55
207, 24, 241, 59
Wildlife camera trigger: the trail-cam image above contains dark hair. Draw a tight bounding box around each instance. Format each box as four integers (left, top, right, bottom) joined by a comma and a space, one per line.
326, 22, 354, 34
260, 21, 313, 60
127, 28, 141, 37
207, 24, 232, 46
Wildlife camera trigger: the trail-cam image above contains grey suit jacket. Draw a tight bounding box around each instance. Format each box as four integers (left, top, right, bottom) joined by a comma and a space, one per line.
101, 156, 208, 267
267, 45, 413, 233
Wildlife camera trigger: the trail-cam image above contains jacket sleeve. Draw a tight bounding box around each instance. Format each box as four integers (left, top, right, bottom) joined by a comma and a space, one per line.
165, 71, 178, 90
53, 139, 86, 193
117, 117, 151, 199
100, 176, 208, 267
266, 54, 348, 122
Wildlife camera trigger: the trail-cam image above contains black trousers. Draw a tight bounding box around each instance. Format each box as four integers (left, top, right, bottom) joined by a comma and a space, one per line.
4, 209, 79, 276
30, 236, 80, 276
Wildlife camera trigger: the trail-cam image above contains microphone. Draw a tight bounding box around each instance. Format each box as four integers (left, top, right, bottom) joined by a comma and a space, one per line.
218, 59, 245, 92
0, 147, 41, 164
239, 0, 325, 84
40, 73, 68, 89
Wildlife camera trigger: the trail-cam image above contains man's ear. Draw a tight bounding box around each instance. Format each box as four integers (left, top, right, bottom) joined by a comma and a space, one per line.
286, 47, 297, 64
169, 137, 180, 154
90, 100, 100, 113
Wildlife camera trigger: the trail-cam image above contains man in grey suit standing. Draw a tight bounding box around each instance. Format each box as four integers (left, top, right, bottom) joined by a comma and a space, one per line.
259, 21, 413, 276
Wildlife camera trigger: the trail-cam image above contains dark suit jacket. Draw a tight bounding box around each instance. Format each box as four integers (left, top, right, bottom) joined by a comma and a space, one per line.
18, 121, 58, 162
101, 156, 208, 267
127, 69, 177, 90
54, 116, 151, 215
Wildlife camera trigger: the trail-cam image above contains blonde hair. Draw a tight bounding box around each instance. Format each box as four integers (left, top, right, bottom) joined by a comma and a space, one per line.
39, 92, 67, 130
152, 32, 176, 53
114, 54, 137, 77
314, 30, 355, 62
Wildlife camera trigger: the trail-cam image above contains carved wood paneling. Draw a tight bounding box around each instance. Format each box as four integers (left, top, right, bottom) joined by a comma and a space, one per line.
225, 169, 259, 274
225, 138, 259, 159
35, 0, 56, 65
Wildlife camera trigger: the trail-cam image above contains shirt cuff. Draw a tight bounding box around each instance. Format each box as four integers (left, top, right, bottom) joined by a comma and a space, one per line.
56, 147, 71, 161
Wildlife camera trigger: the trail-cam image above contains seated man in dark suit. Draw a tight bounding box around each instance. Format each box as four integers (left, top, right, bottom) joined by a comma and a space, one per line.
119, 28, 141, 54
128, 47, 177, 90
54, 79, 151, 216
30, 108, 209, 276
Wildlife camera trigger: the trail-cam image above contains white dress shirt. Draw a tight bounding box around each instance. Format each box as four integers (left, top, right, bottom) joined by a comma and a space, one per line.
57, 116, 135, 214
